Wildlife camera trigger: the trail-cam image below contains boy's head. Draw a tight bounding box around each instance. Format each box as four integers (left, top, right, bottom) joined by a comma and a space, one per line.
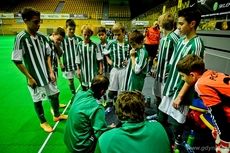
81, 25, 93, 41
115, 90, 145, 122
51, 27, 65, 45
90, 75, 109, 99
112, 23, 125, 42
97, 27, 107, 42
178, 7, 201, 36
128, 30, 144, 49
22, 7, 40, 33
158, 12, 175, 31
177, 54, 205, 85
66, 19, 76, 37
152, 21, 159, 29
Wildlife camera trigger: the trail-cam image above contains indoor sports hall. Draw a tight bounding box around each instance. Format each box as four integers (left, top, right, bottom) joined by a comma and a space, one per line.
0, 0, 230, 152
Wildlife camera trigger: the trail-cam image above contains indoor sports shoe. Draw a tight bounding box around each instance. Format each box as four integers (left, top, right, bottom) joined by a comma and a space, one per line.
146, 114, 158, 120
53, 114, 68, 122
59, 103, 66, 108
105, 107, 114, 115
40, 122, 53, 133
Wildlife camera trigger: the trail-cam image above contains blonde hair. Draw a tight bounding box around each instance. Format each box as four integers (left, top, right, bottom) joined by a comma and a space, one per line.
112, 22, 125, 33
158, 12, 174, 31
81, 25, 93, 36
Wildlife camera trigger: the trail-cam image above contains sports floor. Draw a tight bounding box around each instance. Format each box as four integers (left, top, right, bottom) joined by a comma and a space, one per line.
0, 35, 216, 153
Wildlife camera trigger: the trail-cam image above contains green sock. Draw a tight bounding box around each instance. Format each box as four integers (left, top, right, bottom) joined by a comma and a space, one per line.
49, 95, 60, 117
34, 101, 46, 123
69, 84, 75, 94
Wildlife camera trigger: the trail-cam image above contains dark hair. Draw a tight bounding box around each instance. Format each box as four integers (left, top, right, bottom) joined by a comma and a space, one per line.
66, 19, 76, 28
176, 54, 205, 75
115, 90, 145, 122
54, 27, 66, 38
90, 75, 109, 93
178, 7, 201, 29
97, 27, 106, 33
128, 30, 144, 44
21, 7, 40, 21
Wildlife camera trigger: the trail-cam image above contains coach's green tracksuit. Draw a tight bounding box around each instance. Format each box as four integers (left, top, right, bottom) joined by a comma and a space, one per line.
63, 89, 109, 153
95, 120, 171, 153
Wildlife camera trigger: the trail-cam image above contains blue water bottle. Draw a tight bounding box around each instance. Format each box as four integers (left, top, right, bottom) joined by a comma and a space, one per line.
183, 141, 195, 153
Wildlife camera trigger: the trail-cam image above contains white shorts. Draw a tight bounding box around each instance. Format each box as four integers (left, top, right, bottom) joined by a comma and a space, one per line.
152, 79, 164, 99
28, 82, 59, 102
63, 71, 77, 79
158, 96, 189, 124
109, 67, 126, 91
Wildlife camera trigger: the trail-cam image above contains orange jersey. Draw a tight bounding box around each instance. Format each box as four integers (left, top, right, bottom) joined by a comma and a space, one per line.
145, 27, 160, 45
195, 70, 230, 122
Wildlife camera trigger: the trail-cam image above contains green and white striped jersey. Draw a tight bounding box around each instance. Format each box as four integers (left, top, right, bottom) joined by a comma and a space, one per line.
46, 34, 59, 72
155, 32, 179, 83
102, 39, 130, 68
123, 47, 148, 91
76, 40, 103, 85
11, 30, 52, 87
163, 36, 205, 97
62, 35, 82, 71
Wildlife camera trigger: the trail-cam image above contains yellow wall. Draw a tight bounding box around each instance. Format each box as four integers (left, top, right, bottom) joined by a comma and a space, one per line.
0, 19, 129, 35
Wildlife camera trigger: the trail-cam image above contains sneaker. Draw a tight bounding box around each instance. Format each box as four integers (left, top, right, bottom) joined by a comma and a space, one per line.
53, 114, 68, 122
40, 122, 53, 133
105, 107, 114, 115
146, 114, 158, 120
59, 103, 66, 108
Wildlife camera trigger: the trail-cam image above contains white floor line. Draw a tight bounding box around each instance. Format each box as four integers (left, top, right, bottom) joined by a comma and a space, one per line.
38, 84, 81, 153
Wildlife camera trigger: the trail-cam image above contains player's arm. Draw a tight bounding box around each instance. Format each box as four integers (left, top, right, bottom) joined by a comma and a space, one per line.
130, 49, 136, 69
54, 43, 63, 57
57, 56, 65, 71
172, 82, 192, 109
47, 56, 55, 82
14, 62, 37, 88
98, 61, 103, 75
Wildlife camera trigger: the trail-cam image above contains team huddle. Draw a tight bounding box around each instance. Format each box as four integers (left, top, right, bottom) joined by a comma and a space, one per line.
11, 6, 230, 153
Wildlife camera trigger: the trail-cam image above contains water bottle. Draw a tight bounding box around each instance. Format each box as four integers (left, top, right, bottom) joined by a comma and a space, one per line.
145, 96, 151, 107
187, 130, 195, 146
174, 149, 180, 153
174, 135, 182, 151
183, 141, 195, 153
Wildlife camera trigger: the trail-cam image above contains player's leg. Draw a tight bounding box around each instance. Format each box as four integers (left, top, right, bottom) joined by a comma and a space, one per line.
28, 86, 53, 132
47, 83, 68, 122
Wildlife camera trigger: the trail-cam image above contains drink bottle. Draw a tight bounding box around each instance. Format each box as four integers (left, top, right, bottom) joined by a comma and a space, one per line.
187, 130, 195, 146
174, 135, 182, 151
183, 141, 195, 153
